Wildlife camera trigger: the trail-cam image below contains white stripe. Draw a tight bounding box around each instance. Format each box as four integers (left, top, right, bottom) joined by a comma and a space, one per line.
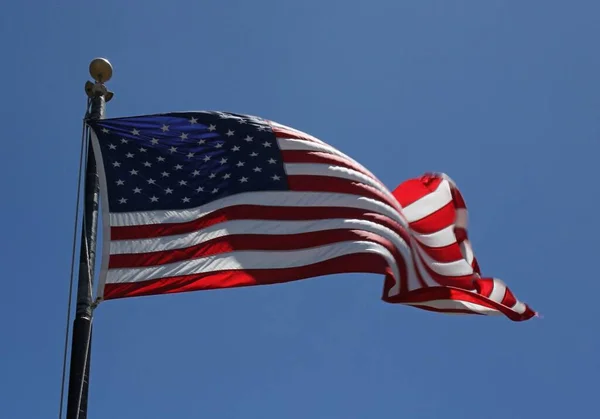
270, 121, 327, 145
110, 217, 417, 300
109, 191, 407, 228
284, 162, 397, 206
488, 279, 507, 303
455, 208, 467, 229
436, 172, 458, 188
412, 225, 457, 248
111, 217, 409, 256
277, 137, 385, 188
405, 299, 501, 315
459, 239, 474, 265
511, 300, 527, 314
106, 240, 399, 284
402, 179, 452, 223
414, 243, 474, 277
407, 237, 439, 290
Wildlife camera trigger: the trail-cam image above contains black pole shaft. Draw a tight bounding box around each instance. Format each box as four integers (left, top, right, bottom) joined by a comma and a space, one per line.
66, 95, 105, 419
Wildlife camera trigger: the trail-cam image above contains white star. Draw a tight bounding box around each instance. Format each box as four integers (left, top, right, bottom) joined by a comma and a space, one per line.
253, 167, 262, 172
272, 174, 281, 181
223, 173, 231, 179
190, 117, 198, 124
219, 157, 227, 165
244, 136, 253, 142
262, 141, 271, 147
237, 119, 247, 124
211, 188, 219, 194
118, 197, 127, 204
203, 155, 211, 162
151, 138, 159, 145
208, 124, 216, 131
125, 152, 134, 158
196, 186, 204, 193
161, 125, 169, 132
150, 196, 159, 202
120, 138, 129, 144
139, 147, 147, 153
143, 161, 152, 167
112, 161, 121, 167
226, 130, 235, 137
133, 187, 142, 193
192, 170, 200, 177
180, 133, 189, 140
239, 176, 248, 183
169, 146, 178, 153
257, 125, 267, 131
187, 152, 195, 159
250, 152, 258, 157
215, 143, 224, 148
236, 161, 245, 167
132, 129, 140, 135
157, 156, 165, 162
198, 139, 206, 145
231, 145, 240, 152
182, 197, 191, 203
209, 173, 216, 179
147, 178, 156, 185
161, 171, 170, 177
115, 179, 125, 186
174, 164, 183, 170
165, 188, 173, 194
108, 144, 117, 150
129, 169, 138, 175
268, 158, 277, 164
102, 128, 110, 134
179, 180, 187, 186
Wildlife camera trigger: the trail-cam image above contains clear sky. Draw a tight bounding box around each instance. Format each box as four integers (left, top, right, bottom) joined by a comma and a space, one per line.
1, 1, 598, 418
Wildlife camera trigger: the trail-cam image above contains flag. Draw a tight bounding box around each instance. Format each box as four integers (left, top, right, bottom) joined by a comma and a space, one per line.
87, 111, 535, 321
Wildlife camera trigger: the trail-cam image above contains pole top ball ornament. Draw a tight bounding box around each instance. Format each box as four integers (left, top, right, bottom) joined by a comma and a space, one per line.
85, 57, 114, 102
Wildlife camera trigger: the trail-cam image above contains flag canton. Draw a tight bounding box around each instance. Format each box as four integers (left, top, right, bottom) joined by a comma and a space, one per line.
90, 111, 288, 213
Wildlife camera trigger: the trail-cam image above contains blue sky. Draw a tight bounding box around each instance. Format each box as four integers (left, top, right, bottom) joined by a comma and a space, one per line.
1, 1, 599, 418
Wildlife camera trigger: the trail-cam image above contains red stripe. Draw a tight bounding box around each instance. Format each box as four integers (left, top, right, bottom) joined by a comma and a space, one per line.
287, 175, 401, 212
454, 227, 468, 242
406, 305, 483, 316
384, 285, 536, 322
271, 124, 321, 143
108, 229, 408, 280
475, 278, 495, 298
450, 187, 466, 209
103, 252, 393, 299
414, 241, 465, 264
407, 201, 455, 234
392, 176, 444, 207
281, 150, 384, 187
419, 174, 446, 195
501, 287, 518, 308
413, 249, 475, 289
407, 244, 429, 290
112, 206, 380, 240
392, 179, 430, 207
111, 206, 408, 244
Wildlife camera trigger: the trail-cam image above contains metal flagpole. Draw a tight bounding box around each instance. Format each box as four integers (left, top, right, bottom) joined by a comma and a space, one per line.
65, 58, 114, 419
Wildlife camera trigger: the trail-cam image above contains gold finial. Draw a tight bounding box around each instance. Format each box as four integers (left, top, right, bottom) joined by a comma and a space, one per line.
89, 57, 113, 83
85, 58, 114, 102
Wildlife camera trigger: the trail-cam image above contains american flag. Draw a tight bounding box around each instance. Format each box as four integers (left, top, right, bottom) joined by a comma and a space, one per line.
88, 111, 535, 321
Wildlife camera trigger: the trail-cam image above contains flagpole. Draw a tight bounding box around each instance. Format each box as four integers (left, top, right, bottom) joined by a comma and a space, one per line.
65, 58, 114, 419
